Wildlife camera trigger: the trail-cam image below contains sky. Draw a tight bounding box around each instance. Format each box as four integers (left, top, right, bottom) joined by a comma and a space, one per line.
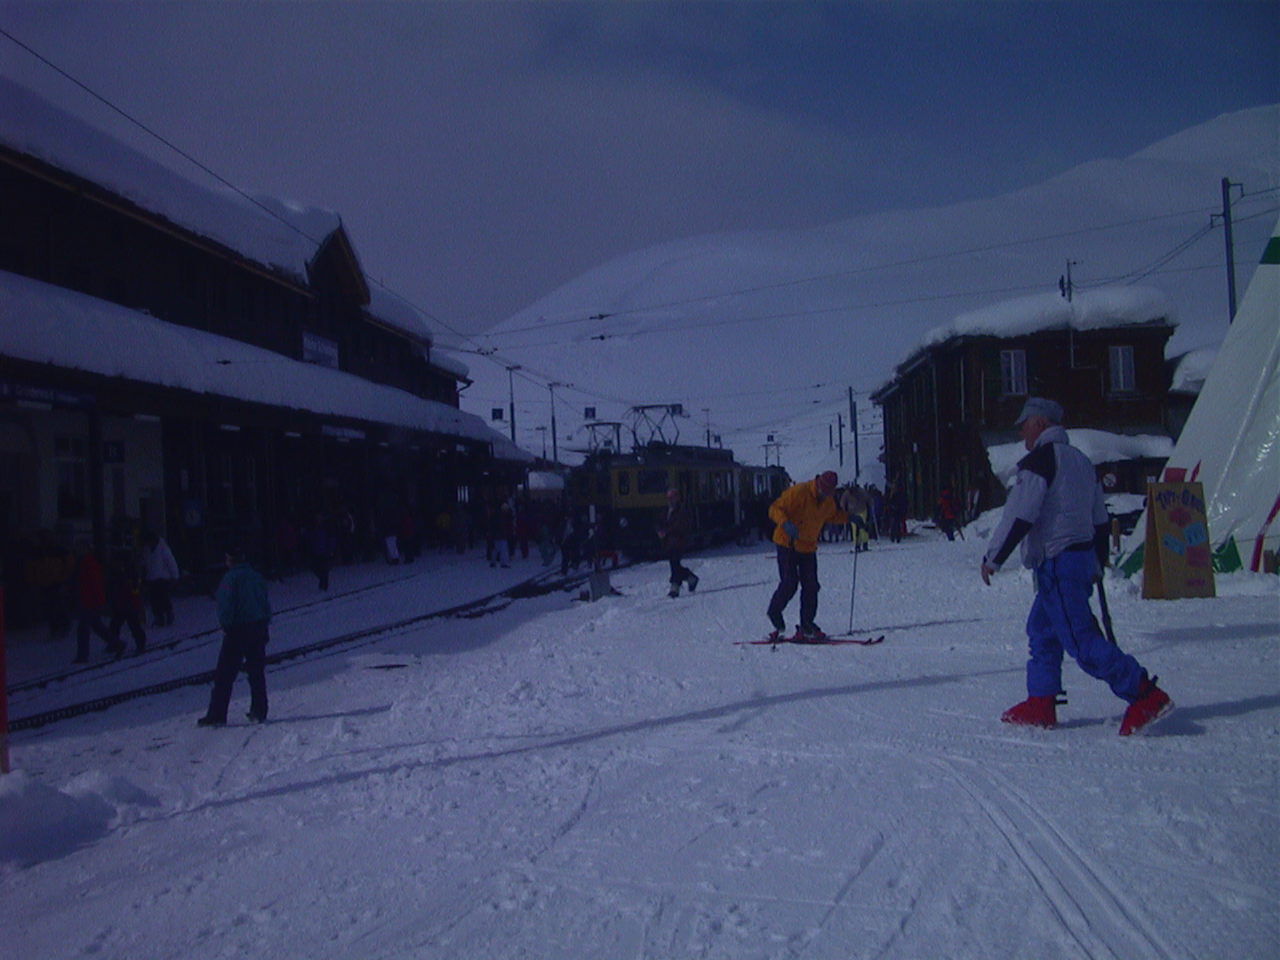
0, 0, 1276, 343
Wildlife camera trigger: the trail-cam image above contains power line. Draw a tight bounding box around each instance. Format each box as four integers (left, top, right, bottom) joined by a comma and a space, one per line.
479, 203, 1248, 340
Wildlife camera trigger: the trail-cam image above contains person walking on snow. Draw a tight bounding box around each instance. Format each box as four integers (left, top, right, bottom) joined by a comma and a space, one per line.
766, 471, 850, 641
141, 530, 179, 627
980, 397, 1173, 735
658, 488, 699, 597
198, 543, 272, 727
936, 486, 962, 541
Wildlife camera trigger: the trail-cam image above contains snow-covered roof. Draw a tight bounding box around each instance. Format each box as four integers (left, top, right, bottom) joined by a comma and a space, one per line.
873, 285, 1177, 396
428, 348, 471, 381
0, 77, 328, 284
0, 77, 438, 346
0, 268, 530, 462
365, 286, 438, 346
921, 285, 1174, 350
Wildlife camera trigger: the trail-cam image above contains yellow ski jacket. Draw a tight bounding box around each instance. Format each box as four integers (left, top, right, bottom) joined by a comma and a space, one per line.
769, 479, 849, 554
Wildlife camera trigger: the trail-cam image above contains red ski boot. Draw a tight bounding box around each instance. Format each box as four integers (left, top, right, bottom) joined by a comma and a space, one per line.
1000, 695, 1057, 729
1119, 675, 1173, 736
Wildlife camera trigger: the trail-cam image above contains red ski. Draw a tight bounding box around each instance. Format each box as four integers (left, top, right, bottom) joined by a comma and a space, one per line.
735, 634, 885, 646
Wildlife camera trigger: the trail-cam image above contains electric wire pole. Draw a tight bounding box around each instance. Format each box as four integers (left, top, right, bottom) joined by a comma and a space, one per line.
1222, 177, 1240, 322
505, 365, 520, 443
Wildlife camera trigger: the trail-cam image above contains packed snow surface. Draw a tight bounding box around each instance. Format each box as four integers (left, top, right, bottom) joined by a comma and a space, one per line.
2, 532, 1277, 959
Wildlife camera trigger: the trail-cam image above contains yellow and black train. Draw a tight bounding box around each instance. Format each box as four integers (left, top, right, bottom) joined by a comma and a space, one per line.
566, 443, 789, 558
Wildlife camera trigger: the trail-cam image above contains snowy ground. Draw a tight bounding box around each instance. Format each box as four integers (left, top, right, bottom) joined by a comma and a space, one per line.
2, 530, 1277, 960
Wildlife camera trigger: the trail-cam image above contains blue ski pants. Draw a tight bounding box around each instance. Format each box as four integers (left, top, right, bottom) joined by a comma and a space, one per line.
1025, 548, 1144, 702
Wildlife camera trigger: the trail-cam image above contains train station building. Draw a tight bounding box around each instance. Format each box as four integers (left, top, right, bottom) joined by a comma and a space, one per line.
0, 78, 531, 627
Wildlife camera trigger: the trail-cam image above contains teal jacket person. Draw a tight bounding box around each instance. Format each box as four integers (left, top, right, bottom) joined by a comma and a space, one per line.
216, 561, 271, 628
200, 547, 271, 727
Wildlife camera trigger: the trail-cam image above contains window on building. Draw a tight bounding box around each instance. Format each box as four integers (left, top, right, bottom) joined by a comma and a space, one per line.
55, 435, 88, 520
1109, 345, 1136, 393
1000, 349, 1028, 396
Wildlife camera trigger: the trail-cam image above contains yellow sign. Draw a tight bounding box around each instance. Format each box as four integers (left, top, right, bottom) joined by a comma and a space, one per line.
1142, 481, 1216, 599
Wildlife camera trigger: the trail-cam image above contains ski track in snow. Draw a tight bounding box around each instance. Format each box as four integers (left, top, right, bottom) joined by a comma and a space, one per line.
928, 755, 1180, 960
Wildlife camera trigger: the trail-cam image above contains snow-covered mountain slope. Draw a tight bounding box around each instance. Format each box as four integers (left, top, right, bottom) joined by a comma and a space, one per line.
463, 105, 1278, 480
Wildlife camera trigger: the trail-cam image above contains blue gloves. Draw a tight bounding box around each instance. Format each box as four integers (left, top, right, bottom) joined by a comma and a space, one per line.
782, 521, 799, 540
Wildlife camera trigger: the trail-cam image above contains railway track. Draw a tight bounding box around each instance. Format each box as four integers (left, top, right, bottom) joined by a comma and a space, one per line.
7, 565, 603, 732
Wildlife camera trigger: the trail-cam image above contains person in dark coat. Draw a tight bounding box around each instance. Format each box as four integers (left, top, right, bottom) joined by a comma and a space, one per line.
659, 489, 699, 598
199, 543, 271, 726
559, 511, 585, 575
887, 479, 908, 543
304, 513, 335, 590
106, 551, 147, 655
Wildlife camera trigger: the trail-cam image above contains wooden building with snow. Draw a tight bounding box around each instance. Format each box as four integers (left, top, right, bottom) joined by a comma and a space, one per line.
870, 288, 1177, 525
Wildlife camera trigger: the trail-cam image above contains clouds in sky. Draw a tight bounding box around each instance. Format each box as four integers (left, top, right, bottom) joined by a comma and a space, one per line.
1, 1, 1275, 330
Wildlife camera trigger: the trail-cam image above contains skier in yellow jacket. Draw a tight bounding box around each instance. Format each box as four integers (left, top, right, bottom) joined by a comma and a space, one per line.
766, 471, 850, 640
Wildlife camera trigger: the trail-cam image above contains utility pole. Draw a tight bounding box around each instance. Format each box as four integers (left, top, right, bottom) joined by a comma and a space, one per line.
505, 365, 521, 443
837, 414, 844, 467
1059, 259, 1076, 302
1060, 259, 1079, 367
851, 396, 860, 481
703, 408, 712, 448
1222, 177, 1240, 322
548, 382, 562, 463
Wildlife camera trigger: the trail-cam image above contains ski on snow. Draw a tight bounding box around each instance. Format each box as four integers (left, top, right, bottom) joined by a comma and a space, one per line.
735, 634, 885, 647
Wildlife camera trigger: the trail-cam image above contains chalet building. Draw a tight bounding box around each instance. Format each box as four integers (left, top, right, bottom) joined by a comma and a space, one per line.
0, 79, 529, 626
870, 288, 1177, 524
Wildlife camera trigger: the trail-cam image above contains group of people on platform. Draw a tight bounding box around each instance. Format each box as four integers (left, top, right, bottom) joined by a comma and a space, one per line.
17, 527, 181, 664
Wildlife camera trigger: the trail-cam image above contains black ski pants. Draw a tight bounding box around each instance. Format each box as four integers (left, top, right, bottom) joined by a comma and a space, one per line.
767, 545, 820, 631
205, 620, 269, 722
667, 549, 695, 586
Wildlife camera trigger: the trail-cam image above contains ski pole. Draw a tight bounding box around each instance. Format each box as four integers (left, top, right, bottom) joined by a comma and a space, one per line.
847, 530, 859, 634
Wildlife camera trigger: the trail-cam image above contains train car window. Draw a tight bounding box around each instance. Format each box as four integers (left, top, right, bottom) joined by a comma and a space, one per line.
616, 470, 631, 496
638, 469, 667, 494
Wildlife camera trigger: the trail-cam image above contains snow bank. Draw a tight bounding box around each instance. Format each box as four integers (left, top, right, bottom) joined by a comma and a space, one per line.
987, 429, 1173, 489
0, 771, 112, 868
1169, 345, 1219, 394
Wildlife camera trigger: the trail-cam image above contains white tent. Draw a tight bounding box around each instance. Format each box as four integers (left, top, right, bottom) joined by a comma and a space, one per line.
1125, 216, 1279, 572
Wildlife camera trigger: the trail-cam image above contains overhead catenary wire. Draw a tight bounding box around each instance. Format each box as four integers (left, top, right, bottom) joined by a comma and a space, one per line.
477, 201, 1268, 341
